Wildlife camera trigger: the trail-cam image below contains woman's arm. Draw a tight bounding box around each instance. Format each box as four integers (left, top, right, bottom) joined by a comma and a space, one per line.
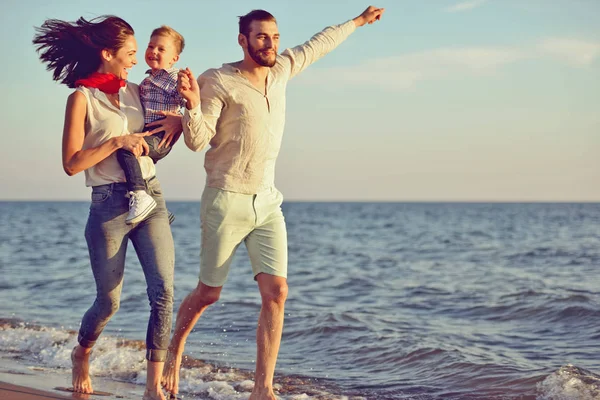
62, 91, 149, 176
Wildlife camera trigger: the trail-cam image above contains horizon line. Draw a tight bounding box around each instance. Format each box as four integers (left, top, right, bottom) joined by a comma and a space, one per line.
1, 199, 599, 204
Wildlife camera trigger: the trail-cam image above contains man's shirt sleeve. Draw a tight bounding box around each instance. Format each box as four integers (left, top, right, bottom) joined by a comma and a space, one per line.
182, 70, 225, 152
277, 20, 356, 80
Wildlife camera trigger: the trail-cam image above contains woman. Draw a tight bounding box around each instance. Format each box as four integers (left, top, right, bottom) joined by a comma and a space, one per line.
33, 16, 179, 400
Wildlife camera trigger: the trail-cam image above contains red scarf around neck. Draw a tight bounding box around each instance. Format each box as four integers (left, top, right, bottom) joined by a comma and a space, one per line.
75, 72, 126, 94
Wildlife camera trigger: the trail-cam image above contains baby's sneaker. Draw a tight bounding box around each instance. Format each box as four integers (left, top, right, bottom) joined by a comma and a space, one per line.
126, 191, 157, 224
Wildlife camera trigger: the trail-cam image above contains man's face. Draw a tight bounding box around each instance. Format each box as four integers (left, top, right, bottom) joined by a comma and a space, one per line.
245, 20, 279, 67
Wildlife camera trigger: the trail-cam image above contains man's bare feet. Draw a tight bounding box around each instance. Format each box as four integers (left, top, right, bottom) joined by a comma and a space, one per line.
142, 388, 167, 400
249, 388, 278, 400
71, 345, 93, 394
160, 350, 182, 396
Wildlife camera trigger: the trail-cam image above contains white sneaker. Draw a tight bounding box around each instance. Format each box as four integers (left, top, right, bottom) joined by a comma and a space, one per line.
126, 191, 157, 224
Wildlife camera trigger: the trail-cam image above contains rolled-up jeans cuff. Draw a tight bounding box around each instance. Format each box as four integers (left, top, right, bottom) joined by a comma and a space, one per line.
78, 333, 96, 349
146, 348, 167, 362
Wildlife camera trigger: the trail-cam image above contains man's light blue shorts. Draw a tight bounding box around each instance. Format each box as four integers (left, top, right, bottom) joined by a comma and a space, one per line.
199, 186, 288, 287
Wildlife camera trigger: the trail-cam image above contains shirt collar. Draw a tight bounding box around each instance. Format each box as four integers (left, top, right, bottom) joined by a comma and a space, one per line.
145, 67, 178, 76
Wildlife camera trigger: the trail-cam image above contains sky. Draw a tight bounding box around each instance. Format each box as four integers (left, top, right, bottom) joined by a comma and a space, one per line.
1, 0, 599, 201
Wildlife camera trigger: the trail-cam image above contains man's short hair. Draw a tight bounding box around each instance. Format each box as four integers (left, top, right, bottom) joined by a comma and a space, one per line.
238, 10, 277, 38
151, 25, 185, 54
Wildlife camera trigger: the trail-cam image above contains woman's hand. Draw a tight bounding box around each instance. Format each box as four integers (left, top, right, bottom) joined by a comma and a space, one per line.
145, 111, 183, 149
119, 133, 150, 158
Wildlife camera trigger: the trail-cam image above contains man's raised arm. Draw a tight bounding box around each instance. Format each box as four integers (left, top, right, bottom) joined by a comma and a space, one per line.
353, 5, 385, 27
280, 5, 385, 79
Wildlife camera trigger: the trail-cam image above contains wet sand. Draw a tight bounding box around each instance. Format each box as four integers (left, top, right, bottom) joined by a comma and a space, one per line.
0, 361, 144, 400
0, 381, 72, 400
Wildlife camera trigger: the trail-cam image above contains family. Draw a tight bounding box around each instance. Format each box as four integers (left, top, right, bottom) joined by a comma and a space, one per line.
33, 6, 384, 400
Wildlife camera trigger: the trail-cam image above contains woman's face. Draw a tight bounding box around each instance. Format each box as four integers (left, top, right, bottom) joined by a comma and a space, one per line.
105, 35, 138, 79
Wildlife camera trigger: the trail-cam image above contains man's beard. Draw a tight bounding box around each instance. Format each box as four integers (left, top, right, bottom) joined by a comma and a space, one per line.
248, 42, 277, 67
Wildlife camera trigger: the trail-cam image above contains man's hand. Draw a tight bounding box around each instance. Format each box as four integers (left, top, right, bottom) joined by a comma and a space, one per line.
353, 6, 385, 27
145, 111, 183, 149
177, 67, 200, 109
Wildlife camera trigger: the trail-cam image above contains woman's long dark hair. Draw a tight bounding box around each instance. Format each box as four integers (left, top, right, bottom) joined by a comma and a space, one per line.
33, 15, 134, 88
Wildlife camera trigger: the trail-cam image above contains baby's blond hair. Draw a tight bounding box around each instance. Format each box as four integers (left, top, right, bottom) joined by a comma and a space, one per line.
151, 25, 185, 54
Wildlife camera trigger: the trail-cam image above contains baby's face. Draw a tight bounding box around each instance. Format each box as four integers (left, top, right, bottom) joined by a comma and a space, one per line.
145, 35, 179, 71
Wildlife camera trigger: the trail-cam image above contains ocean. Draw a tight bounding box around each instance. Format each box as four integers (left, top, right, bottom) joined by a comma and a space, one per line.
1, 201, 599, 399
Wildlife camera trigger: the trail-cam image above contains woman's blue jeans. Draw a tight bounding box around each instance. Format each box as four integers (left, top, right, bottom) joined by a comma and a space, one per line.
78, 176, 174, 362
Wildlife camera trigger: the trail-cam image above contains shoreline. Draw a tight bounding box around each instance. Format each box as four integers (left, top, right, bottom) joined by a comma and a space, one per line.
0, 359, 147, 400
0, 381, 71, 400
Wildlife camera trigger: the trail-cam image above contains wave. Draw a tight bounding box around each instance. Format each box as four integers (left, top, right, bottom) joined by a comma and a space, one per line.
537, 365, 600, 400
2, 319, 600, 399
0, 319, 360, 400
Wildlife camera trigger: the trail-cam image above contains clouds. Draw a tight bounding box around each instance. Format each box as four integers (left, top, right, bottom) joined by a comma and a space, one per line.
298, 47, 524, 90
444, 0, 488, 13
538, 38, 600, 67
297, 38, 600, 90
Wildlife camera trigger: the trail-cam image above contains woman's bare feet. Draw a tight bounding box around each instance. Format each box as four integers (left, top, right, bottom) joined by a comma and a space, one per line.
71, 345, 93, 394
160, 350, 182, 396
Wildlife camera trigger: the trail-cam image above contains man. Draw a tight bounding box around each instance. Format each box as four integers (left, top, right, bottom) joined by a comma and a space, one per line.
162, 6, 384, 399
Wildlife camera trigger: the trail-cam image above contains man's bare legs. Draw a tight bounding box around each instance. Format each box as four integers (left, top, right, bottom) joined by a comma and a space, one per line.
144, 360, 167, 400
250, 274, 288, 400
71, 345, 93, 393
161, 282, 222, 395
161, 275, 287, 399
